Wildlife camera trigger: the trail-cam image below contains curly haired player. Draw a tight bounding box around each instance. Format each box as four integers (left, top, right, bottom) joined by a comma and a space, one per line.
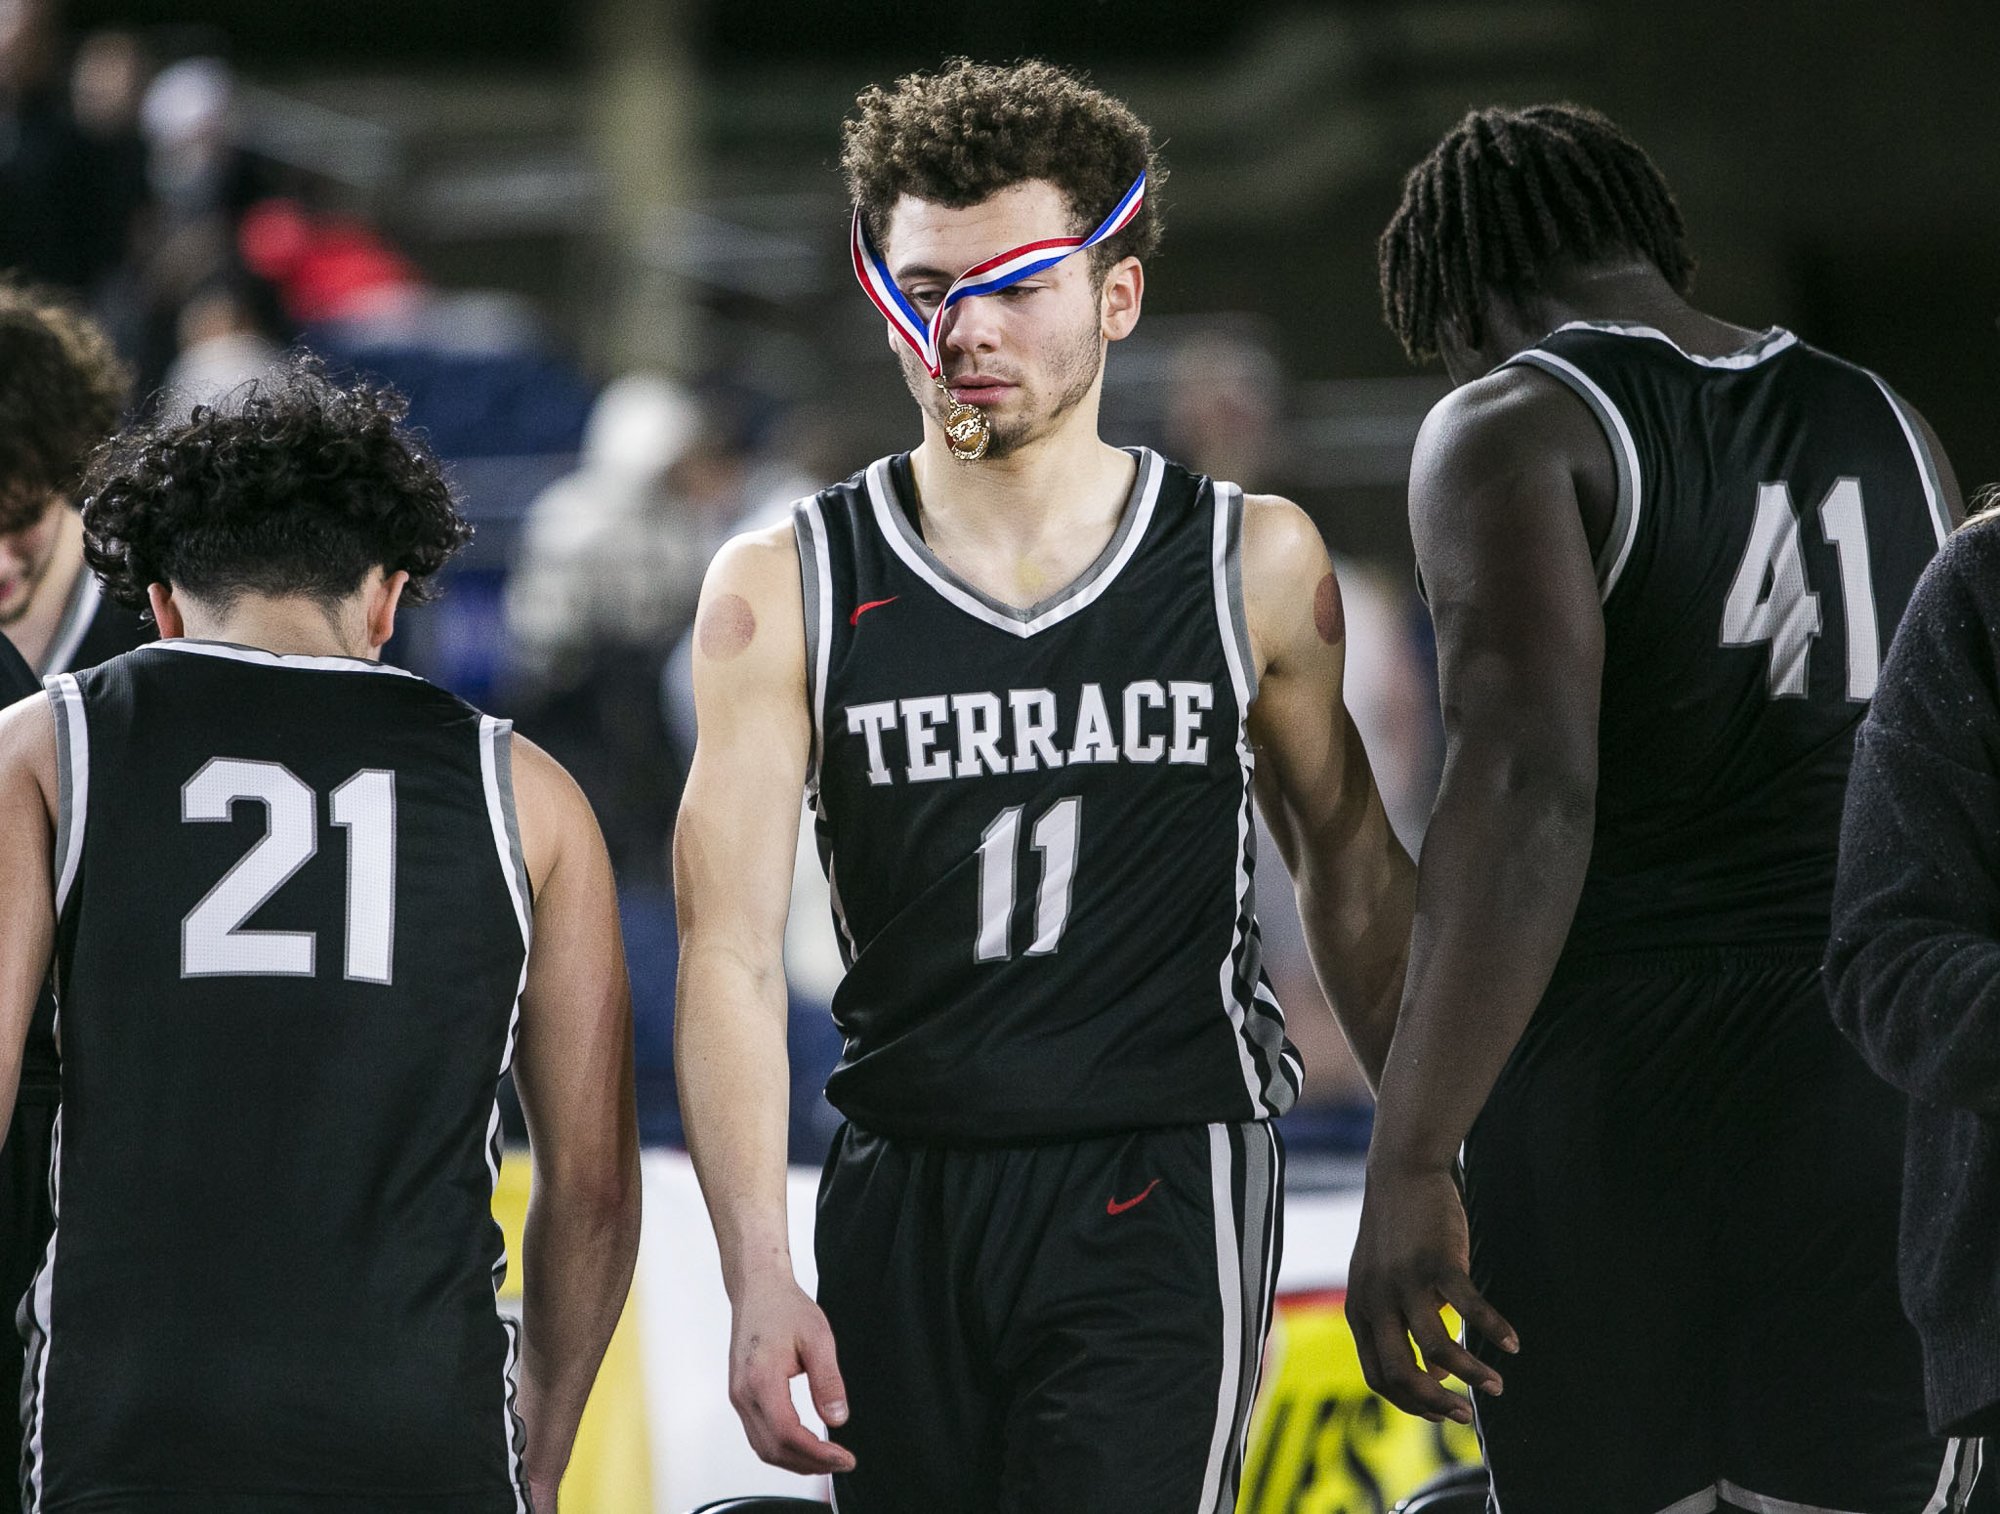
0, 360, 640, 1513
673, 59, 1415, 1513
1349, 104, 1975, 1512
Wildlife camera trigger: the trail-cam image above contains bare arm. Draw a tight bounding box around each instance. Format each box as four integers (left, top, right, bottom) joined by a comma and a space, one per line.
508, 734, 643, 1508
1347, 371, 1608, 1422
0, 693, 57, 1142
672, 525, 852, 1476
1243, 497, 1414, 1094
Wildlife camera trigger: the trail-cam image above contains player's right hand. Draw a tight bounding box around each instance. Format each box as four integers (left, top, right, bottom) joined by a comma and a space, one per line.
1346, 1162, 1517, 1425
727, 1274, 856, 1476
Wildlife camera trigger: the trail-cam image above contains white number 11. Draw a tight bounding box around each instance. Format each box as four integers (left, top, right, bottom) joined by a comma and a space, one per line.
974, 796, 1081, 962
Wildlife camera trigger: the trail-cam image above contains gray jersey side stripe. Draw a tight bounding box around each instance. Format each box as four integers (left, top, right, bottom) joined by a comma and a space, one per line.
1505, 348, 1643, 602
45, 675, 87, 915
1218, 482, 1260, 703
1867, 374, 1952, 548
794, 495, 834, 790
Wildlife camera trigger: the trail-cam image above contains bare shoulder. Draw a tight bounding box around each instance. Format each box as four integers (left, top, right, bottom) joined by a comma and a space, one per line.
506, 728, 603, 895
1240, 492, 1340, 665
693, 521, 806, 676
1412, 365, 1602, 484
0, 690, 57, 797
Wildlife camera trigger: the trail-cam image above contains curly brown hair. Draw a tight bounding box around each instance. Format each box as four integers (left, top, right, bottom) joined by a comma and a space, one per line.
841, 57, 1164, 277
81, 357, 471, 613
0, 281, 132, 533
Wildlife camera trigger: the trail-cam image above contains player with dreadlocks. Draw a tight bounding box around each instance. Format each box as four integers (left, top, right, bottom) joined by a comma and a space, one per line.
1348, 104, 1977, 1511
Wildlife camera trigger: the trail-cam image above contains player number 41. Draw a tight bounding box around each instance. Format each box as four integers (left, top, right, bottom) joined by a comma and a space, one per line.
1720, 477, 1878, 701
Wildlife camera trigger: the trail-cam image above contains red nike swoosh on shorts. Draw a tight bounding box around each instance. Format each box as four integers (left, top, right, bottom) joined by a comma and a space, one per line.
1106, 1179, 1163, 1216
849, 596, 899, 626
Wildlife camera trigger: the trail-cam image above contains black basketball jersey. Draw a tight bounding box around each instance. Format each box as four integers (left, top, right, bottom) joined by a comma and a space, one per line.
1505, 322, 1950, 962
31, 641, 532, 1512
795, 449, 1300, 1144
37, 571, 150, 683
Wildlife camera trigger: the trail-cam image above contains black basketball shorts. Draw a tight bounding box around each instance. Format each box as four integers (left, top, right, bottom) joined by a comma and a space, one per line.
815, 1118, 1282, 1514
1461, 950, 1977, 1514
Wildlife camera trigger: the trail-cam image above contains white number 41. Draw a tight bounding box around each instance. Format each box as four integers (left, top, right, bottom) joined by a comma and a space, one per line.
1720, 477, 1878, 701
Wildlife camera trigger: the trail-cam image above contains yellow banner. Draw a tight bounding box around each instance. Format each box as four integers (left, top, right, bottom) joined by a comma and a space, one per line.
1239, 1292, 1481, 1514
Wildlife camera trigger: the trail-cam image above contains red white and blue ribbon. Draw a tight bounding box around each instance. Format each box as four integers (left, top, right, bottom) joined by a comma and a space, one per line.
850, 172, 1147, 379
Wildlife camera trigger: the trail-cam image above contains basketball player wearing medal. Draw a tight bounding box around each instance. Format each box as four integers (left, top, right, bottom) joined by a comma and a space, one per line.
674, 60, 1417, 1513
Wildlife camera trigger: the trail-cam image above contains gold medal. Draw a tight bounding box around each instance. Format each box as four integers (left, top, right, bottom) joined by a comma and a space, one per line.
939, 382, 991, 462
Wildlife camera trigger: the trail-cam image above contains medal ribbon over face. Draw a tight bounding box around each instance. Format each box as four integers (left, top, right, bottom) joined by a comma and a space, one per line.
850, 172, 1146, 460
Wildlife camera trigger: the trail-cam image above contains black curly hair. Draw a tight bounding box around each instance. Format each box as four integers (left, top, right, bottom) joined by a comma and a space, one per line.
0, 279, 131, 532
842, 57, 1163, 278
1380, 103, 1694, 361
80, 359, 471, 613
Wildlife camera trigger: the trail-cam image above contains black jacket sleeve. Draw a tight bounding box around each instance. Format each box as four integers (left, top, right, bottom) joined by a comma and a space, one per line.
1827, 522, 2000, 1115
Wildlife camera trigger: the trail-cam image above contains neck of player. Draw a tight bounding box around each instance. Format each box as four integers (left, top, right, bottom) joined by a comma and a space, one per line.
152, 570, 406, 661
907, 381, 1138, 608
1530, 260, 1762, 356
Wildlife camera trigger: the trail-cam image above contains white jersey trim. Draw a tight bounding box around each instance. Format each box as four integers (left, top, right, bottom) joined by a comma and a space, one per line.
46, 674, 88, 916
1196, 1124, 1246, 1513
149, 638, 423, 677
1210, 485, 1271, 1113
1866, 373, 1953, 548
1196, 1124, 1279, 1513
862, 448, 1165, 639
1505, 348, 1645, 603
1550, 319, 1800, 370
1639, 1442, 1977, 1514
794, 494, 836, 792
477, 714, 532, 1510
21, 1107, 61, 1513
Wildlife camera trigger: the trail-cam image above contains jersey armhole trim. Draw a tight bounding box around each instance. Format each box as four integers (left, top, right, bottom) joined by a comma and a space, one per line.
45, 673, 87, 916
1504, 349, 1643, 604
1211, 482, 1258, 707
793, 495, 834, 793
478, 717, 532, 950
1866, 373, 1952, 548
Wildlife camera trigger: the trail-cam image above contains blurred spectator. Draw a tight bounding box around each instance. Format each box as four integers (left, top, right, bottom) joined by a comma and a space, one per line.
0, 0, 94, 289
160, 274, 282, 413
0, 280, 148, 675
67, 28, 150, 293
505, 372, 701, 688
1165, 328, 1441, 1117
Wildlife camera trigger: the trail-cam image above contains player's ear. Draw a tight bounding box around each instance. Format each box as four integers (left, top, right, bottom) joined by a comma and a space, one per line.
1101, 256, 1143, 342
365, 569, 410, 656
147, 583, 185, 639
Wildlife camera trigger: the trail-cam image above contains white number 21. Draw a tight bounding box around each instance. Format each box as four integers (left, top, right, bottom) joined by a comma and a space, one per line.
181, 759, 398, 982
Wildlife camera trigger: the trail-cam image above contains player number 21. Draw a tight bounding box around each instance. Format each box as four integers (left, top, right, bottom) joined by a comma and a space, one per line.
180, 758, 397, 983
1720, 477, 1878, 701
975, 796, 1080, 961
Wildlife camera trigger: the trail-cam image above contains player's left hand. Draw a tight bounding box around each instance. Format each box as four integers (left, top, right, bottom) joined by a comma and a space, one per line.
1346, 1162, 1517, 1424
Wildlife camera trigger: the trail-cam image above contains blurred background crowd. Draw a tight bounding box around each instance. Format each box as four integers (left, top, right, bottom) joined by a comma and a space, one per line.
6, 0, 1995, 1168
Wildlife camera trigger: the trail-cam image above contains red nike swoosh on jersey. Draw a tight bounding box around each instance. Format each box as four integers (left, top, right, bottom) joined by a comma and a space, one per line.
1106, 1179, 1163, 1216
849, 596, 899, 626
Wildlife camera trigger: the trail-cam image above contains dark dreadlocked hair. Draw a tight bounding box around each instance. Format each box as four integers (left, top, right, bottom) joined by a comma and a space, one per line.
1379, 103, 1695, 362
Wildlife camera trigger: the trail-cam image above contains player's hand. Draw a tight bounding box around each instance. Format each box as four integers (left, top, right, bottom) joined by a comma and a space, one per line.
727, 1273, 856, 1476
1346, 1161, 1517, 1424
